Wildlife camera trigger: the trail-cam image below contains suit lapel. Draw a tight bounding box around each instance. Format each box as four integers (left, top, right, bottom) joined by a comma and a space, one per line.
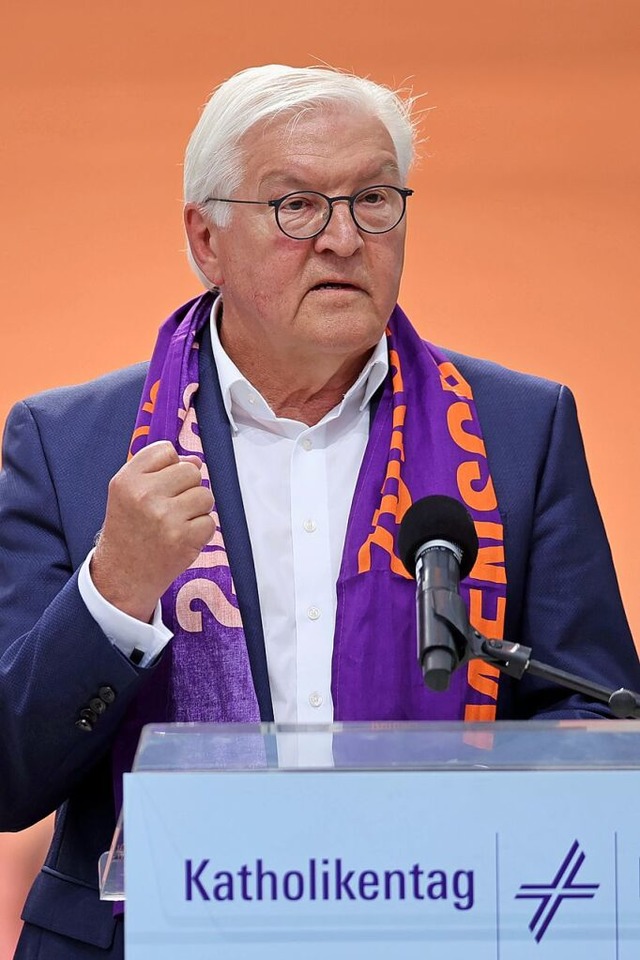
195, 322, 274, 721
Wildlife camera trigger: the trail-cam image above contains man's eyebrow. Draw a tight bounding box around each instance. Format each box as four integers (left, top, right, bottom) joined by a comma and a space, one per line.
258, 173, 310, 194
257, 162, 402, 195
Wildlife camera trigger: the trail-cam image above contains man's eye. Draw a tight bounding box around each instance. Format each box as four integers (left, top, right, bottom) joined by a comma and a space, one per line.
280, 196, 313, 213
359, 190, 386, 205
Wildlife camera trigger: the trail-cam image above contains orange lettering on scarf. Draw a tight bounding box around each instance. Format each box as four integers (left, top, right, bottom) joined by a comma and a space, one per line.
464, 704, 497, 722
468, 584, 505, 719
438, 362, 473, 400
357, 342, 413, 576
469, 588, 506, 639
128, 379, 160, 459
457, 462, 498, 512
142, 379, 160, 414
439, 359, 505, 722
391, 405, 406, 458
471, 523, 506, 582
356, 456, 411, 571
389, 349, 404, 392
446, 402, 486, 457
393, 404, 406, 428
387, 459, 401, 480
379, 480, 411, 519
127, 425, 150, 460
475, 521, 503, 540
470, 546, 506, 584
466, 660, 500, 699
357, 524, 411, 577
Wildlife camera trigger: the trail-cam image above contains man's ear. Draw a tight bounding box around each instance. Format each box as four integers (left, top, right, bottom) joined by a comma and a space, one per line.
184, 204, 224, 286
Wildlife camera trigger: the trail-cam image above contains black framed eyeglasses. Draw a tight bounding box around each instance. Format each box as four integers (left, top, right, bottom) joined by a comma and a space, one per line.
204, 184, 414, 240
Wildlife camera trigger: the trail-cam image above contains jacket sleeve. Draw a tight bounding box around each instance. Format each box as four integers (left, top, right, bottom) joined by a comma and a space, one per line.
499, 384, 640, 719
0, 400, 153, 830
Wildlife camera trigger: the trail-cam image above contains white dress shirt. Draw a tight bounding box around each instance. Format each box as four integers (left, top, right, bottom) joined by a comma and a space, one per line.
79, 299, 388, 725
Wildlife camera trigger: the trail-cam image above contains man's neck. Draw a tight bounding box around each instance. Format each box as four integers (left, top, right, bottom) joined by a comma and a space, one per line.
219, 328, 375, 427
241, 353, 373, 426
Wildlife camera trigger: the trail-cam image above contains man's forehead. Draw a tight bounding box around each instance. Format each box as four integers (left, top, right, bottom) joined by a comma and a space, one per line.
239, 105, 400, 191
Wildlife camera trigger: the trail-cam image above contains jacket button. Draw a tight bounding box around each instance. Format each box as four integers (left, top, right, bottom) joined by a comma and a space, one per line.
75, 718, 93, 733
98, 686, 116, 704
80, 707, 98, 724
89, 697, 107, 714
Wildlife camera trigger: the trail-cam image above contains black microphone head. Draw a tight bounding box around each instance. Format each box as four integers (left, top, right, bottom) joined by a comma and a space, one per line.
397, 495, 479, 580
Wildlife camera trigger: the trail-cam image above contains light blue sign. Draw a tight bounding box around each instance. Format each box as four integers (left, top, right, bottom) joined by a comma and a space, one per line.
124, 769, 640, 958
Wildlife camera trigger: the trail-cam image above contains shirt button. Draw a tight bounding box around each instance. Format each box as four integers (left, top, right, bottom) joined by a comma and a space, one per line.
303, 519, 317, 533
301, 438, 313, 451
309, 692, 324, 708
307, 606, 321, 621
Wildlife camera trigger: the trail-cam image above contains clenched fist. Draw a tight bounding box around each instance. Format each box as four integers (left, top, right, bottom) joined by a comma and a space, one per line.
91, 441, 215, 623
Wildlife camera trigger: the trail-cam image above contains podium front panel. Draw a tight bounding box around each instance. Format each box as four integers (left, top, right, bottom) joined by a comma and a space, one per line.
117, 722, 640, 958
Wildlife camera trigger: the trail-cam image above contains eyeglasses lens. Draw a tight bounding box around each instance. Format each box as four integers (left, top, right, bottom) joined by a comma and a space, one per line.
277, 194, 328, 239
352, 187, 405, 233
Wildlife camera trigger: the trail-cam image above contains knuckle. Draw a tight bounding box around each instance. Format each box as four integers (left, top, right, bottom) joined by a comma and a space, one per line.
202, 514, 217, 537
180, 461, 203, 486
143, 440, 178, 467
134, 488, 167, 524
109, 464, 128, 490
165, 526, 185, 550
131, 484, 151, 508
198, 488, 215, 510
107, 467, 135, 505
151, 439, 177, 456
190, 516, 216, 552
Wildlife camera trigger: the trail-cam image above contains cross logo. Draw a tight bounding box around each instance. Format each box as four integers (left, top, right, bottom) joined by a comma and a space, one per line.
515, 840, 599, 942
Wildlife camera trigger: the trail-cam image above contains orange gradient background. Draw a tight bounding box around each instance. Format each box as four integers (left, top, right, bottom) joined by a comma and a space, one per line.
1, 1, 639, 954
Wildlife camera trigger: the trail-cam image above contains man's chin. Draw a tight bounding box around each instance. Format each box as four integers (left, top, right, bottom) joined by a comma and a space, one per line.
307, 316, 385, 357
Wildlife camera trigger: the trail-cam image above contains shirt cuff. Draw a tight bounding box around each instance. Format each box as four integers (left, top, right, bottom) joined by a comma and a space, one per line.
78, 550, 172, 668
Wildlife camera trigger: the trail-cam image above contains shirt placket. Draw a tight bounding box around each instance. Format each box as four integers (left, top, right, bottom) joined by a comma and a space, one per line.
290, 424, 335, 723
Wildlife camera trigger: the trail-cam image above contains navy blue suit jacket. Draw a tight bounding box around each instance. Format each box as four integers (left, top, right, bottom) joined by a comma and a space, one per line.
1, 337, 638, 958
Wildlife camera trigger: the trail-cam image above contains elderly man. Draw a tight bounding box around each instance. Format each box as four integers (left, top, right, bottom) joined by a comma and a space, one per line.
1, 64, 638, 958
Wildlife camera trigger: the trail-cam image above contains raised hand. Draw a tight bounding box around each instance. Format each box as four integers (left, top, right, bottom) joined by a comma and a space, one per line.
91, 441, 215, 622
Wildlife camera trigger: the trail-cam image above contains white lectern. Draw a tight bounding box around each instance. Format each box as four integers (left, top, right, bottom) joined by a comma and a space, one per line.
100, 720, 640, 959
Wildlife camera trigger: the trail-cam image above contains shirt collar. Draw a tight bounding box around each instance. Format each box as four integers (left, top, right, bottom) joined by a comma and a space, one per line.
208, 296, 389, 432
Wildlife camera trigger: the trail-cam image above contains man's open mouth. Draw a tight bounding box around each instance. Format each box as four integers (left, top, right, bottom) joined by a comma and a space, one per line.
311, 282, 360, 291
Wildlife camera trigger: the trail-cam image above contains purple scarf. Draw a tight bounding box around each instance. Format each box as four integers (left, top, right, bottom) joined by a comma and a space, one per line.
115, 292, 506, 759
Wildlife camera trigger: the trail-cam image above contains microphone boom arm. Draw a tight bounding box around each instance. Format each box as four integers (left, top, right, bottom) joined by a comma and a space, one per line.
430, 592, 640, 720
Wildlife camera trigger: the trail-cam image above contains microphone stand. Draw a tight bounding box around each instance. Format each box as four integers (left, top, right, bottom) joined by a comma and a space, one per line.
426, 587, 640, 720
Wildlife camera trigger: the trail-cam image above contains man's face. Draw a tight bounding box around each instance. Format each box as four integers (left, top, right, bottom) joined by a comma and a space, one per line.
195, 103, 407, 371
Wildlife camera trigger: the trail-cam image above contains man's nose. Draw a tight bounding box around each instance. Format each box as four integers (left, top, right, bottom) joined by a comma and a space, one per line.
313, 200, 363, 256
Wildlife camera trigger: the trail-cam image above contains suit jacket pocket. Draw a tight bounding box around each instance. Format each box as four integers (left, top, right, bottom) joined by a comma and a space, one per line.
21, 867, 117, 949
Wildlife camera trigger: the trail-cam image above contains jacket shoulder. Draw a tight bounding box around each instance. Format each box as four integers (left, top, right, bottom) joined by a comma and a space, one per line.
11, 363, 150, 471
21, 362, 150, 426
3, 363, 151, 565
439, 347, 577, 457
440, 347, 565, 407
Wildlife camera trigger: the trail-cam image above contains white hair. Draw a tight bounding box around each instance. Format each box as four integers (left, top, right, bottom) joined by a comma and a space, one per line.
183, 64, 418, 288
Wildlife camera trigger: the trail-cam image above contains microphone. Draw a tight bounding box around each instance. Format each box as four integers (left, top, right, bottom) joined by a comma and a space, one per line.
398, 496, 479, 692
